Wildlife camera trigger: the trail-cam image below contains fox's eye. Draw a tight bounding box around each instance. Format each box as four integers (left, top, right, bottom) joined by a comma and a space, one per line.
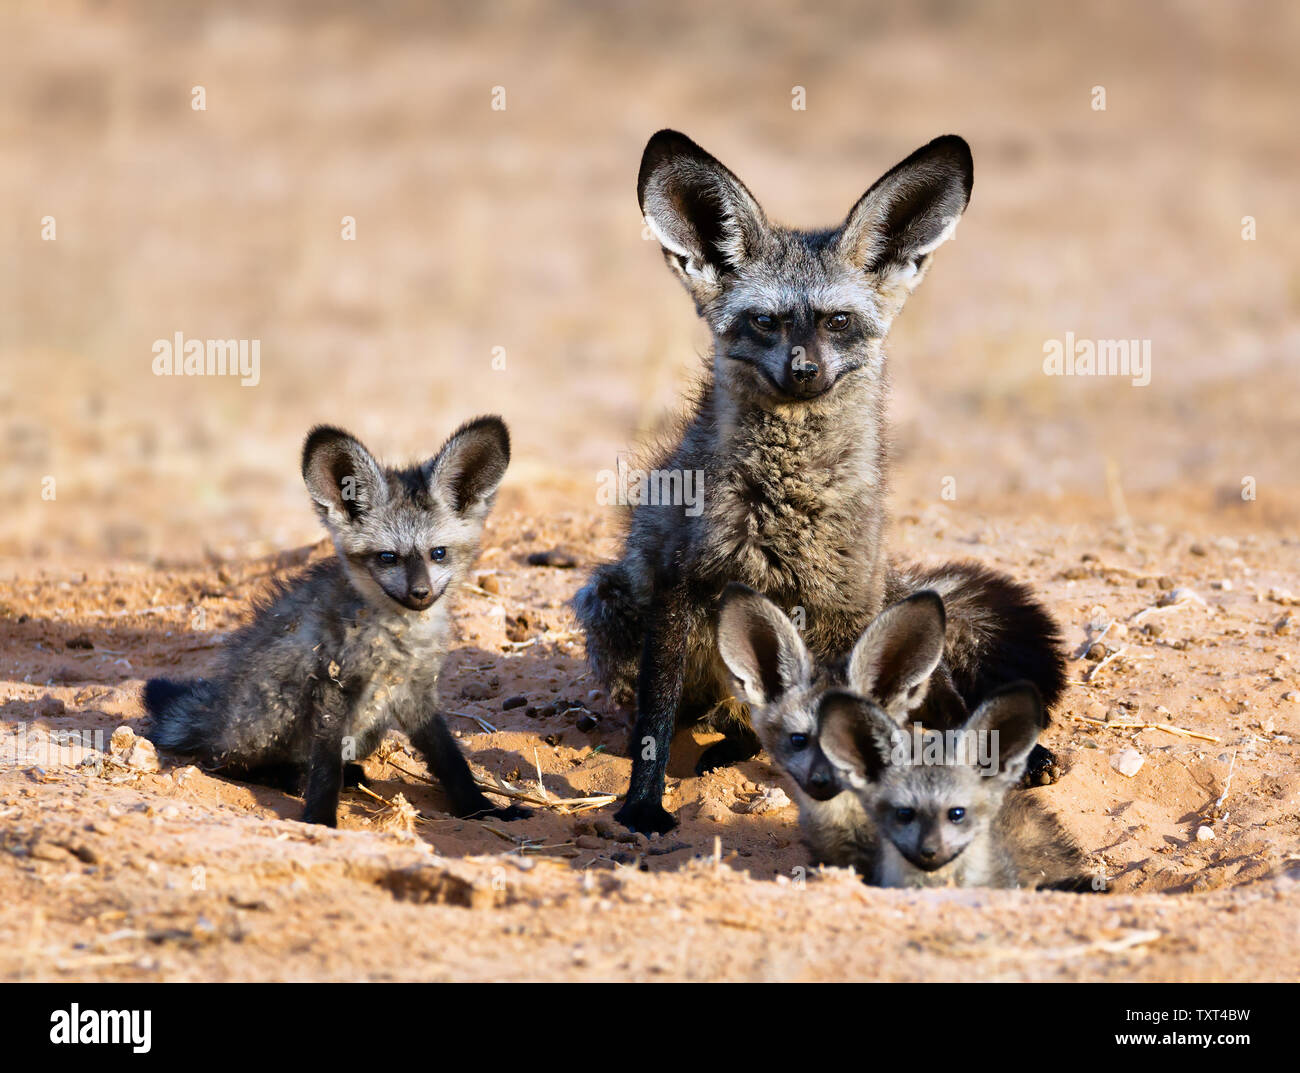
948, 807, 966, 824
894, 807, 915, 824
377, 552, 398, 565
789, 732, 809, 750
825, 312, 850, 332
751, 313, 778, 332
430, 547, 447, 562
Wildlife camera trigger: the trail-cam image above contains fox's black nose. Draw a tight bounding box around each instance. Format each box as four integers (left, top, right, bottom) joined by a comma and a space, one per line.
405, 589, 434, 611
919, 846, 937, 860
784, 348, 830, 397
791, 357, 819, 383
804, 762, 840, 801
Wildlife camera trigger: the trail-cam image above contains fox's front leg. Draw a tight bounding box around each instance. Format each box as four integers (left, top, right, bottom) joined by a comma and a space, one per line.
403, 703, 530, 822
301, 676, 356, 827
615, 581, 689, 834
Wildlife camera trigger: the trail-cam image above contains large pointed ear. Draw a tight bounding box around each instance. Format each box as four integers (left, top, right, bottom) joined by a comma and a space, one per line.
818, 690, 897, 787
836, 134, 972, 296
302, 425, 388, 527
966, 682, 1043, 785
638, 129, 769, 306
716, 583, 813, 709
847, 591, 947, 717
424, 416, 510, 521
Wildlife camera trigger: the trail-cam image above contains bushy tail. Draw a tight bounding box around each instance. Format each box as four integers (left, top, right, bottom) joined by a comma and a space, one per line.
886, 560, 1067, 720
142, 676, 224, 756
570, 562, 645, 708
1001, 796, 1103, 892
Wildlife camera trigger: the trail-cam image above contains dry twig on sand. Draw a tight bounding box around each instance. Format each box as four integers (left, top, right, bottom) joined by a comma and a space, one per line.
986, 928, 1161, 965
1070, 714, 1221, 744
374, 748, 616, 816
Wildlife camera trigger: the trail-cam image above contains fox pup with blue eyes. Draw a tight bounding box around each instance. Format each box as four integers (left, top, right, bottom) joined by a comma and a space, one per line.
143, 418, 529, 828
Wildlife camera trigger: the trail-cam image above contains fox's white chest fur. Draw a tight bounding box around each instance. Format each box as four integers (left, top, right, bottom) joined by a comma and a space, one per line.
795, 788, 877, 873
343, 602, 450, 734
698, 399, 886, 657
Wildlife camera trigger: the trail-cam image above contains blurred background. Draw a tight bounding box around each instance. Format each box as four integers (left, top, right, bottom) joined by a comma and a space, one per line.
1, 0, 1297, 563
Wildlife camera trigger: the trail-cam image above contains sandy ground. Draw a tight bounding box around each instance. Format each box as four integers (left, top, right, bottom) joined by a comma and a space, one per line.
2, 504, 1298, 981
1, 1, 1299, 981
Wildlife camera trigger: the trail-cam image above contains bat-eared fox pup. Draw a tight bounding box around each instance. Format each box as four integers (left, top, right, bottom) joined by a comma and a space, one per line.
144, 418, 529, 828
718, 584, 1094, 890
575, 129, 983, 834
819, 684, 1096, 890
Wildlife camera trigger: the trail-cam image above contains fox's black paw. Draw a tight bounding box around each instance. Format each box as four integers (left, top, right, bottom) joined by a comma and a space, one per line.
615, 799, 678, 835
695, 737, 760, 776
1024, 743, 1062, 787
342, 763, 370, 789
300, 806, 338, 828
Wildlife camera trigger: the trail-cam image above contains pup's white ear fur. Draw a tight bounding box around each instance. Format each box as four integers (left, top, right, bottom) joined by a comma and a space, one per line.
846, 591, 947, 719
717, 583, 813, 708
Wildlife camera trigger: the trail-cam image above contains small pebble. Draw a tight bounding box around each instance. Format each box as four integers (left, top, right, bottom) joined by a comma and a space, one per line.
29, 840, 72, 862
501, 695, 527, 710
741, 786, 792, 814
129, 741, 160, 772
1195, 825, 1215, 842
594, 819, 637, 844
1110, 749, 1145, 778
109, 725, 136, 754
